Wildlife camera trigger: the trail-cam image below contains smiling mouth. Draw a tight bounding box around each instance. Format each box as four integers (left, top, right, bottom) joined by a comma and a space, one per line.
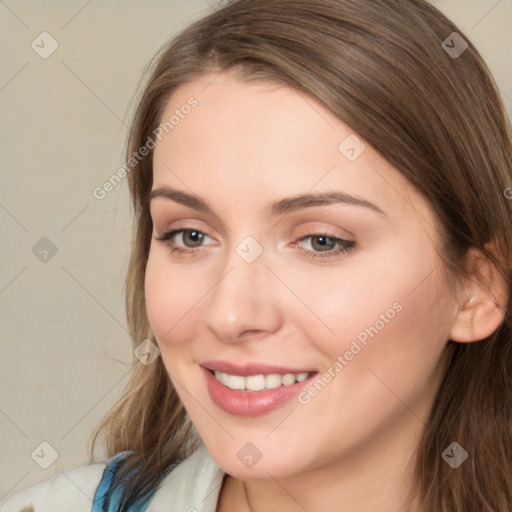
202, 364, 319, 416
209, 369, 316, 392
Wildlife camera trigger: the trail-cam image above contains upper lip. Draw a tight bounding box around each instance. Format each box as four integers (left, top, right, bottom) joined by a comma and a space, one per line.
201, 360, 317, 376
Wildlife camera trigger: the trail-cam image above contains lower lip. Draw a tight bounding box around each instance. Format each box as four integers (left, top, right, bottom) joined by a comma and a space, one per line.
202, 366, 316, 417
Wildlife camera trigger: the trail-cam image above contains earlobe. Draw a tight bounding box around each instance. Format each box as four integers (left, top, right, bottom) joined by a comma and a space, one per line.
449, 247, 507, 344
450, 294, 505, 343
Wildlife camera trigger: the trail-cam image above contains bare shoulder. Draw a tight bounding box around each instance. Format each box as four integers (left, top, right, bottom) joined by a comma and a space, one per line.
0, 462, 107, 512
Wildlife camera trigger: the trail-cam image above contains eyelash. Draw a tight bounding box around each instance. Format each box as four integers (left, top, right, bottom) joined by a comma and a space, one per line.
155, 228, 355, 260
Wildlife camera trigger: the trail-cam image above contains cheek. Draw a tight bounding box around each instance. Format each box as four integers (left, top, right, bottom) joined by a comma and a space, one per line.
291, 265, 452, 450
290, 242, 453, 374
144, 248, 204, 350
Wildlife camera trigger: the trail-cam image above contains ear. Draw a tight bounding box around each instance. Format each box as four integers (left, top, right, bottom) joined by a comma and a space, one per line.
449, 244, 507, 343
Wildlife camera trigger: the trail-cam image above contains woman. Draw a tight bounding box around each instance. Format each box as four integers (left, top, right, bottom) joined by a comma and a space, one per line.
3, 0, 511, 510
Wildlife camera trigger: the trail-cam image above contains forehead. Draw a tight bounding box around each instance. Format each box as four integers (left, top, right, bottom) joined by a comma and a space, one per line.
151, 71, 435, 228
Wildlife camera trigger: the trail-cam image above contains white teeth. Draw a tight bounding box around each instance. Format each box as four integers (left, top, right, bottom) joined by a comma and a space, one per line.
215, 371, 229, 386
213, 370, 312, 391
227, 374, 245, 390
296, 372, 309, 382
246, 374, 266, 391
265, 374, 282, 389
282, 373, 296, 386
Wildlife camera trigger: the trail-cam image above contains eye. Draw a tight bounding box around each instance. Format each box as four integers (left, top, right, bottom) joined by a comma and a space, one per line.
294, 233, 355, 259
155, 228, 215, 255
155, 228, 355, 260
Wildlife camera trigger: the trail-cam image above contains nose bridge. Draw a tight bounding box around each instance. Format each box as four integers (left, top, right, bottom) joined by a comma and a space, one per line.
202, 238, 282, 342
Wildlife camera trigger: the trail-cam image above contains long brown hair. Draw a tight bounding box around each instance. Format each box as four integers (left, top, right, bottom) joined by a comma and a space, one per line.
88, 0, 512, 510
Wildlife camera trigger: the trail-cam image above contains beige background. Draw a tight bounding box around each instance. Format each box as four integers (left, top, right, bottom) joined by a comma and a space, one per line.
0, 0, 511, 503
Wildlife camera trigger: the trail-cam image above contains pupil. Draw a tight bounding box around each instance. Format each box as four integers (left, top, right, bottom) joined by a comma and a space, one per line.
186, 230, 203, 246
313, 236, 334, 251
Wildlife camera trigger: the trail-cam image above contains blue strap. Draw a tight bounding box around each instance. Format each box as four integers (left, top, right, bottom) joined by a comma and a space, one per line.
91, 451, 155, 512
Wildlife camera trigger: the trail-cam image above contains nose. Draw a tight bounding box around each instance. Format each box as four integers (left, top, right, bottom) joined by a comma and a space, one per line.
202, 246, 283, 344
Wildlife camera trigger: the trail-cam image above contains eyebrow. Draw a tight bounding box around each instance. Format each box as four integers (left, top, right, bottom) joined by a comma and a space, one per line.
149, 186, 386, 217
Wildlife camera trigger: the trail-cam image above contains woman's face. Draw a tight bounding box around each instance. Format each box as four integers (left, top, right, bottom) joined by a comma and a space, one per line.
145, 71, 457, 480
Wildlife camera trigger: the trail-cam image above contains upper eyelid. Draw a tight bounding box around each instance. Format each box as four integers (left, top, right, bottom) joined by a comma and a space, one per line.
149, 200, 374, 239
159, 227, 351, 245
160, 229, 354, 262
160, 228, 216, 242
153, 217, 353, 237
149, 205, 231, 236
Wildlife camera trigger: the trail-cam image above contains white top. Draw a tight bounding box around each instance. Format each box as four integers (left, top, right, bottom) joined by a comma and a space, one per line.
0, 444, 226, 512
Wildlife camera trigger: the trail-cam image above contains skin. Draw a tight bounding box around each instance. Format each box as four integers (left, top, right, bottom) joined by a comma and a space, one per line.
144, 71, 502, 512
